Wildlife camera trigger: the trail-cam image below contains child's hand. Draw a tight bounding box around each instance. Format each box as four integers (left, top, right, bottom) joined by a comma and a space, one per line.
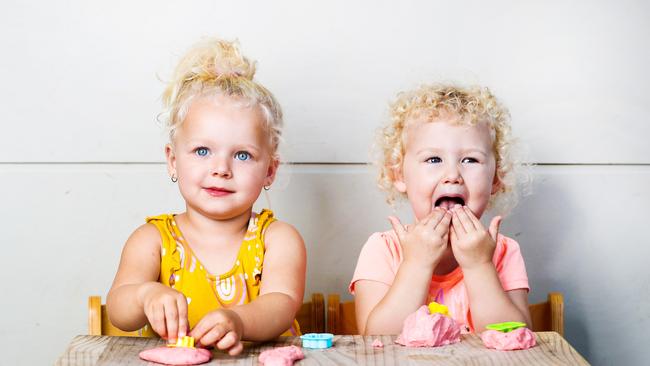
449, 205, 502, 270
388, 208, 452, 268
190, 308, 244, 355
138, 282, 189, 341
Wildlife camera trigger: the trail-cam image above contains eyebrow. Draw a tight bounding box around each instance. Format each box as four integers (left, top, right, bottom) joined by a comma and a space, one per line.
415, 148, 489, 156
236, 145, 262, 153
460, 148, 489, 156
185, 140, 263, 153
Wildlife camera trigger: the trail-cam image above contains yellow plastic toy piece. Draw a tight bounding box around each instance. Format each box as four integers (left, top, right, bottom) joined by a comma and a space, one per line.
428, 301, 449, 316
167, 336, 195, 349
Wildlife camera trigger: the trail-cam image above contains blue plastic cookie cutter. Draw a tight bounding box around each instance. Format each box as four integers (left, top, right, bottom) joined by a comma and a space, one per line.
300, 333, 333, 349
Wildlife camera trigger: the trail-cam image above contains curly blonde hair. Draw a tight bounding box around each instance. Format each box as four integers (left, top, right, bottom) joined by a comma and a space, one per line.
160, 38, 283, 155
377, 83, 529, 215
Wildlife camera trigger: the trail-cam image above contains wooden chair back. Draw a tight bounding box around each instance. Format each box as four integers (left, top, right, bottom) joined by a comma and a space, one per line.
89, 293, 326, 336
529, 292, 564, 336
88, 295, 141, 336
326, 294, 358, 335
327, 292, 564, 336
296, 293, 325, 334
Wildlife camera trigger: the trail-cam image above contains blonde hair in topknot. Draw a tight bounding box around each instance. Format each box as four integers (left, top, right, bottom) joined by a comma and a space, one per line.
376, 83, 530, 216
161, 38, 283, 155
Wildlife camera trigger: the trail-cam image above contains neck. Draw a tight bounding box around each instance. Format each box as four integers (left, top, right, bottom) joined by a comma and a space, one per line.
180, 207, 252, 238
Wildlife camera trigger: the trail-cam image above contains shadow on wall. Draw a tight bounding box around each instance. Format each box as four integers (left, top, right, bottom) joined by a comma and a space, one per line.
263, 165, 413, 301
500, 172, 591, 361
301, 166, 398, 299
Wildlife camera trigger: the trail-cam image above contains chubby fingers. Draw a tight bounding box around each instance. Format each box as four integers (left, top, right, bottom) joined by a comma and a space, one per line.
451, 205, 476, 234
164, 301, 179, 341
164, 293, 189, 341
489, 216, 503, 242
425, 207, 449, 228
192, 325, 243, 355
463, 206, 484, 230
217, 331, 244, 355
197, 326, 226, 347
432, 209, 452, 236
149, 302, 167, 339
189, 317, 220, 346
176, 296, 189, 338
449, 224, 457, 242
388, 216, 407, 240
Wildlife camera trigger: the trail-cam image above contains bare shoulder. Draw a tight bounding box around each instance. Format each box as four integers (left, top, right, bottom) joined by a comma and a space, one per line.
112, 223, 163, 286
264, 220, 304, 251
122, 223, 162, 256
127, 223, 162, 245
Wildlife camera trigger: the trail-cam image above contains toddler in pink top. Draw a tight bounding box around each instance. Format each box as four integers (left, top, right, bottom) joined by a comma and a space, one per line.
350, 84, 532, 335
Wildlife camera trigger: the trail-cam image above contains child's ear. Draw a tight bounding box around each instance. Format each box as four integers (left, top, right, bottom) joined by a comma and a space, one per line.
491, 172, 502, 194
165, 143, 177, 178
264, 157, 280, 187
392, 167, 407, 193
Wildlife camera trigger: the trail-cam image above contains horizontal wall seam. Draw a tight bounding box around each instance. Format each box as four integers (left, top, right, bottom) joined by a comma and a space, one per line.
1, 162, 650, 166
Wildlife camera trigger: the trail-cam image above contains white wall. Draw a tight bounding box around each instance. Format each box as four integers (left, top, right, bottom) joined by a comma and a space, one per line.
1, 1, 648, 365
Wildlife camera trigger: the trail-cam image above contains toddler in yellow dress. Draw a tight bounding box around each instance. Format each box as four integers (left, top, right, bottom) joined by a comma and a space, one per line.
107, 38, 306, 355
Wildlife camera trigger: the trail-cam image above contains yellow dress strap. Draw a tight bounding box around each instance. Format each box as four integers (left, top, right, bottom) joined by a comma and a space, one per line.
239, 209, 275, 287
256, 209, 276, 245
146, 214, 183, 283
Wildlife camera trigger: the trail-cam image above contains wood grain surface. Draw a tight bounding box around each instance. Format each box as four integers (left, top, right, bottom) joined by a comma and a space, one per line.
55, 332, 589, 365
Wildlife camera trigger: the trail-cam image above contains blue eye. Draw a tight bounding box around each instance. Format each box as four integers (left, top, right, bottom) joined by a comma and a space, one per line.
235, 151, 251, 161
461, 157, 478, 163
195, 147, 209, 157
426, 156, 442, 164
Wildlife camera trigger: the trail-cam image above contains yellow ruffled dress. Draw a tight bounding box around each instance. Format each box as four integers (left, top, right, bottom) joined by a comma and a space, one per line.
139, 209, 300, 337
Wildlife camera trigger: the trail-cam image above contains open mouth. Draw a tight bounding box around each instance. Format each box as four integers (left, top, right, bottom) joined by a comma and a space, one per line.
435, 196, 465, 210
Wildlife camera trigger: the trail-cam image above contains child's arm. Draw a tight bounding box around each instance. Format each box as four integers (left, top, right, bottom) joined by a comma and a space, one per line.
190, 221, 305, 354
356, 209, 452, 335
106, 224, 189, 340
463, 268, 531, 331
450, 206, 531, 331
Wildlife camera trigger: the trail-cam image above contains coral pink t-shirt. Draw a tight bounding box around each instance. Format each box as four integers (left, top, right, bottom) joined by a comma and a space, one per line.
349, 231, 529, 331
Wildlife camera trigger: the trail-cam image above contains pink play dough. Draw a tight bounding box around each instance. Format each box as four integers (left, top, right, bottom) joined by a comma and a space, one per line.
372, 339, 384, 348
395, 305, 461, 347
258, 345, 305, 366
138, 346, 212, 365
481, 327, 537, 350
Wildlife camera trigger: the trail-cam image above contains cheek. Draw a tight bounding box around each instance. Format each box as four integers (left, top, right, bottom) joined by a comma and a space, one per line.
403, 164, 434, 187
467, 166, 495, 187
239, 163, 269, 183
178, 160, 204, 177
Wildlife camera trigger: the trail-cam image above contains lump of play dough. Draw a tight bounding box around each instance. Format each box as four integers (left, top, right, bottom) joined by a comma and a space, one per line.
395, 305, 461, 347
372, 338, 384, 348
258, 345, 305, 366
481, 327, 536, 350
138, 346, 211, 365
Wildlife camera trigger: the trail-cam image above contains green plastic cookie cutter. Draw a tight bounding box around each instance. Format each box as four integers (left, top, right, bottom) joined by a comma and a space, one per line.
485, 321, 526, 333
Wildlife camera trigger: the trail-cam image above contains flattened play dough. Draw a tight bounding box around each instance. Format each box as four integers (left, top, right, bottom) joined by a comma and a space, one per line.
481, 327, 536, 350
139, 346, 212, 365
258, 345, 305, 366
395, 305, 461, 347
372, 339, 384, 348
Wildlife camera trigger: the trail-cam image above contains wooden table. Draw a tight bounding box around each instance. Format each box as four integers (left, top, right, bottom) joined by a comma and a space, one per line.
56, 332, 588, 365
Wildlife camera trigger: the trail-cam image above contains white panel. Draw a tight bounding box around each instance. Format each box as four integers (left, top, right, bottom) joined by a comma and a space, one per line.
1, 0, 649, 163
1, 164, 649, 364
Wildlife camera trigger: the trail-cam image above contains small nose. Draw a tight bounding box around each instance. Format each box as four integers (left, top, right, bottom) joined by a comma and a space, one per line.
443, 163, 463, 184
212, 156, 232, 178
